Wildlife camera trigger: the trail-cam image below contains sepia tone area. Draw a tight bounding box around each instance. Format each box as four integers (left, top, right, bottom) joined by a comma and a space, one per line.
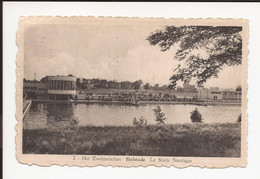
17, 17, 248, 167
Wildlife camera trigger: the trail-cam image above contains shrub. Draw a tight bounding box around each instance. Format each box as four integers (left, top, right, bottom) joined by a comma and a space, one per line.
190, 108, 203, 123
237, 114, 241, 123
153, 106, 166, 124
70, 118, 79, 126
133, 116, 147, 126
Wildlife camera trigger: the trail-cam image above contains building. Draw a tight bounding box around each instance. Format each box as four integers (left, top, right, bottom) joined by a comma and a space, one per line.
222, 90, 242, 101
47, 75, 77, 100
23, 81, 48, 97
23, 75, 77, 100
198, 89, 241, 101
198, 89, 223, 100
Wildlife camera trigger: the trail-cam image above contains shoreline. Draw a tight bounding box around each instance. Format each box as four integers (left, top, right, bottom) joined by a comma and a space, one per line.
31, 99, 241, 106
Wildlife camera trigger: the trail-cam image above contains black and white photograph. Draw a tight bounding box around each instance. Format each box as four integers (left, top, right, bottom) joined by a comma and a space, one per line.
17, 17, 248, 167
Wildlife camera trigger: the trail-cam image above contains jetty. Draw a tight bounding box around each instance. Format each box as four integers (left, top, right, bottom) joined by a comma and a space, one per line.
30, 99, 241, 107
23, 99, 32, 119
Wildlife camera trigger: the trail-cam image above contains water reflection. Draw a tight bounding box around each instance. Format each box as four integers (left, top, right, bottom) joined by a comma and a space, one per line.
24, 102, 241, 129
45, 102, 77, 128
24, 102, 77, 129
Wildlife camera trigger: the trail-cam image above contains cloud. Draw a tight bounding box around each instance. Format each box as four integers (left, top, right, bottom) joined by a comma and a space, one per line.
25, 52, 76, 80
24, 24, 242, 89
115, 44, 175, 85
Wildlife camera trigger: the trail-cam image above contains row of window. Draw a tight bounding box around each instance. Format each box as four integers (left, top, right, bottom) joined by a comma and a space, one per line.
48, 80, 76, 90
223, 92, 241, 95
211, 92, 222, 94
210, 92, 242, 95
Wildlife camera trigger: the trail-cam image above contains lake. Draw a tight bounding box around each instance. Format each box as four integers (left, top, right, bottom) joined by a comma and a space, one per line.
24, 102, 241, 129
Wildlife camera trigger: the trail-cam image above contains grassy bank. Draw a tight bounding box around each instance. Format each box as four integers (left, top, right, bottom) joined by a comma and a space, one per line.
23, 123, 241, 157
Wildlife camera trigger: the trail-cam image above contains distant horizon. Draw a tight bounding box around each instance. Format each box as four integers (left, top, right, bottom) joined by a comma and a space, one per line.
24, 74, 240, 91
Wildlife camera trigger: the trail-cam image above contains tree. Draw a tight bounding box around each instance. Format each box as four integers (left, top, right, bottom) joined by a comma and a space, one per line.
147, 26, 242, 89
40, 76, 48, 83
176, 86, 184, 92
107, 80, 120, 89
76, 78, 82, 88
237, 114, 241, 123
99, 79, 108, 88
143, 83, 150, 90
236, 85, 242, 92
161, 85, 168, 90
133, 116, 147, 126
153, 106, 166, 124
190, 108, 203, 123
132, 80, 143, 90
121, 81, 132, 89
153, 84, 160, 90
91, 78, 101, 88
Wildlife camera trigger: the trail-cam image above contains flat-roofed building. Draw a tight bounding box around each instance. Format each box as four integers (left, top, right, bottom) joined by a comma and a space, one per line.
198, 89, 223, 100
23, 81, 48, 98
209, 90, 223, 100
47, 75, 76, 100
198, 89, 241, 101
222, 90, 241, 101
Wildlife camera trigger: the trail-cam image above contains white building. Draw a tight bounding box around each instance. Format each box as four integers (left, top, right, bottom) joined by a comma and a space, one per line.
198, 89, 222, 100
198, 88, 241, 101
47, 75, 77, 100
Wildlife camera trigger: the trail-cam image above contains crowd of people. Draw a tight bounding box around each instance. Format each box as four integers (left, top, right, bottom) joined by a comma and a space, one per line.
76, 91, 199, 103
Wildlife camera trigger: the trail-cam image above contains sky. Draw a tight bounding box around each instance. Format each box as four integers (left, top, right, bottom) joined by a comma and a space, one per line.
24, 19, 242, 89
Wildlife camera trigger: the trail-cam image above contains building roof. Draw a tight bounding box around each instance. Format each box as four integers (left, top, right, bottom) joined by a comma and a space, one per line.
47, 75, 76, 81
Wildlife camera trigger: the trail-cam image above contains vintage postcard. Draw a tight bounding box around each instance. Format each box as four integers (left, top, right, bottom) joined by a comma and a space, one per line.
16, 17, 248, 167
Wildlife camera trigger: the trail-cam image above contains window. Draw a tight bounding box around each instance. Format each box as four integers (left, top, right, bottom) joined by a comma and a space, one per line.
69, 81, 72, 90
72, 81, 75, 90
54, 81, 56, 90
63, 80, 66, 90
63, 80, 65, 90
60, 80, 62, 90
57, 80, 60, 90
211, 91, 221, 94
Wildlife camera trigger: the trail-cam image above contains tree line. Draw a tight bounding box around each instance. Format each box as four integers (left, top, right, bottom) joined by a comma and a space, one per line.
76, 78, 169, 90
23, 76, 242, 92
23, 76, 171, 90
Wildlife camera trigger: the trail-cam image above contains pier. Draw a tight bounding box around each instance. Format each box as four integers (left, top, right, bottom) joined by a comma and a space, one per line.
31, 99, 240, 106
23, 99, 32, 119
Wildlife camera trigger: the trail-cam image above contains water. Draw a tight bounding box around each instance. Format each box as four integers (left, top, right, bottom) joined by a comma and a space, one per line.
24, 102, 241, 129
